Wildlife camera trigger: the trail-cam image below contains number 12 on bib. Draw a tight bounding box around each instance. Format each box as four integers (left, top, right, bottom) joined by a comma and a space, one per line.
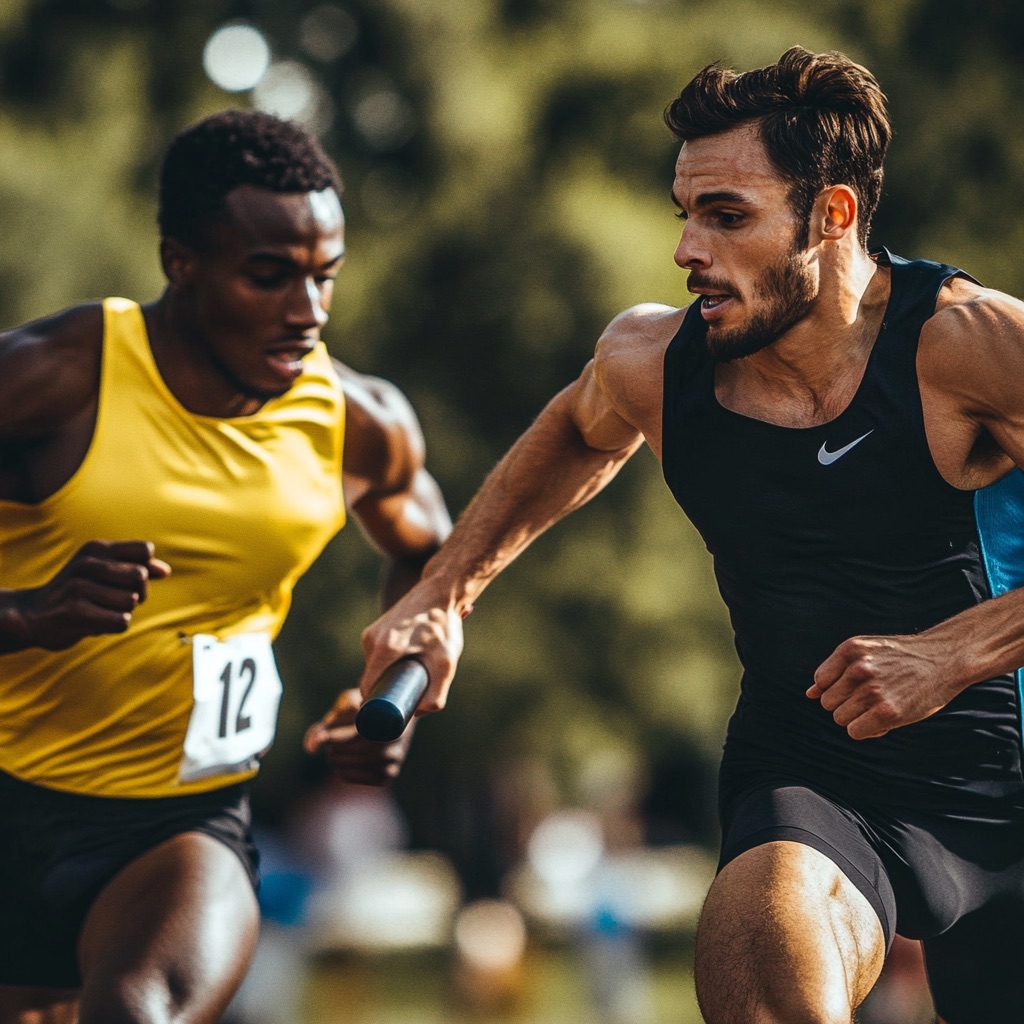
179, 633, 284, 784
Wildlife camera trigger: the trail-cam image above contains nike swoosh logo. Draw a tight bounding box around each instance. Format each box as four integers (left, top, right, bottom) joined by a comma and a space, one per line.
817, 430, 874, 465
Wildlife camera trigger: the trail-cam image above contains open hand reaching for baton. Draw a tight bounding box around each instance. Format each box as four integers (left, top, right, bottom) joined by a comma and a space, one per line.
303, 687, 416, 785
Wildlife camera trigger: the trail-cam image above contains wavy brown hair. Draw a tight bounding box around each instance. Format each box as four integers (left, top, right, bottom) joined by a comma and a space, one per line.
664, 47, 891, 248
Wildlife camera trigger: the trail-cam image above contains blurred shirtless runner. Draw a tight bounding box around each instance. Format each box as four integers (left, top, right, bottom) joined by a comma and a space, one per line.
354, 48, 1024, 1024
0, 110, 450, 1024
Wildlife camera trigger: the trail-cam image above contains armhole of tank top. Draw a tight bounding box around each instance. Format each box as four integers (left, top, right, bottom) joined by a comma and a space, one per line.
903, 265, 977, 493
325, 351, 347, 515
41, 299, 118, 508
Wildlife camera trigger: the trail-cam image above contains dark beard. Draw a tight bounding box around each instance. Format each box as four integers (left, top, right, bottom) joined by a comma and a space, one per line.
704, 252, 817, 363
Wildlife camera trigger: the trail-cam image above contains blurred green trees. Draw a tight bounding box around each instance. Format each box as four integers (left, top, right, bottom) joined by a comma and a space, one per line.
3, 0, 1023, 886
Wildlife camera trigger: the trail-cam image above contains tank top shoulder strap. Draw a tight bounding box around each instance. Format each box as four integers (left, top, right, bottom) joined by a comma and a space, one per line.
875, 247, 973, 351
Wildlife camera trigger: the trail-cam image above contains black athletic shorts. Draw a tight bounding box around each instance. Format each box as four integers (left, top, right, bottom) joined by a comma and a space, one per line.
0, 768, 259, 989
718, 775, 1024, 1024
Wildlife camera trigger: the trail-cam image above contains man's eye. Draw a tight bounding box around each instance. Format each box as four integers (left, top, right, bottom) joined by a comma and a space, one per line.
249, 274, 286, 288
719, 213, 742, 227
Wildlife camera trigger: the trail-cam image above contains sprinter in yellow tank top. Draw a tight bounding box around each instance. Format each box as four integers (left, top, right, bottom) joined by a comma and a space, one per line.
0, 110, 451, 1024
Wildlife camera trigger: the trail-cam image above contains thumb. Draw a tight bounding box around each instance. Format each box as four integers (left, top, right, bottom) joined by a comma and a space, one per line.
303, 689, 362, 754
325, 687, 362, 725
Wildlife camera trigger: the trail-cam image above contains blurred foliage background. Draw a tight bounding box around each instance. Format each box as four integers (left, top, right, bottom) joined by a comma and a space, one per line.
3, 0, 1024, 897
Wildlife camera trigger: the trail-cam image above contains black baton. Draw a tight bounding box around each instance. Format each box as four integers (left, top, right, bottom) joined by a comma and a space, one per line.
355, 658, 429, 742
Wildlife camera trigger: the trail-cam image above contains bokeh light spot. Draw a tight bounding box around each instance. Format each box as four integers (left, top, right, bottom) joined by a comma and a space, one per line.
351, 86, 416, 152
253, 61, 333, 132
300, 4, 359, 63
203, 23, 271, 93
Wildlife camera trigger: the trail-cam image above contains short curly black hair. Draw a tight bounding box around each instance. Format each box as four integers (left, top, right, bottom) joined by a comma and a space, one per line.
158, 108, 342, 248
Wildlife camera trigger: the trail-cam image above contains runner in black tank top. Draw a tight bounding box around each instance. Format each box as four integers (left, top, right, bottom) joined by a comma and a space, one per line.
359, 47, 1024, 1024
664, 249, 1024, 1020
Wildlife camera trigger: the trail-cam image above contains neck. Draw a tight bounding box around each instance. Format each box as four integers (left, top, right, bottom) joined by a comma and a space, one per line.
717, 245, 890, 427
143, 291, 265, 418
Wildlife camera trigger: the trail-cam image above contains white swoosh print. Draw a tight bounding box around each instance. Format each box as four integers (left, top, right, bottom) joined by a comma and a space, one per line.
817, 430, 874, 466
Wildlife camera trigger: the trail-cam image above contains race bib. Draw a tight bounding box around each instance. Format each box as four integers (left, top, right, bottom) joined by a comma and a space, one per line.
178, 633, 283, 784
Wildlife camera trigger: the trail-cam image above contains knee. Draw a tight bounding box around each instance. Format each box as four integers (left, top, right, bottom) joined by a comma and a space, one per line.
692, 843, 883, 1023
76, 971, 222, 1024
694, 934, 855, 1024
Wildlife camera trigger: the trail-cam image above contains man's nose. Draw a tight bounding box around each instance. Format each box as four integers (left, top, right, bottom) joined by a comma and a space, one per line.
674, 223, 711, 271
288, 278, 329, 328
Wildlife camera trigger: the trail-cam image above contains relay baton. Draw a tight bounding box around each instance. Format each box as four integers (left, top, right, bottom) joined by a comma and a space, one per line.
355, 657, 429, 742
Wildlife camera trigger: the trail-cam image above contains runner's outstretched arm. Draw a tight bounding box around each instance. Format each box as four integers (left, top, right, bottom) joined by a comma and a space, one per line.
357, 350, 645, 715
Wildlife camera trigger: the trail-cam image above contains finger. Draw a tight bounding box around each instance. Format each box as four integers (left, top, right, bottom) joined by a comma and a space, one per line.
828, 690, 876, 727
62, 579, 144, 614
324, 688, 362, 726
808, 651, 848, 698
303, 716, 363, 755
49, 605, 133, 642
77, 540, 160, 565
316, 725, 364, 749
303, 722, 327, 755
845, 710, 893, 741
325, 742, 406, 775
418, 672, 451, 715
71, 558, 160, 602
816, 673, 861, 713
72, 542, 170, 594
148, 557, 172, 580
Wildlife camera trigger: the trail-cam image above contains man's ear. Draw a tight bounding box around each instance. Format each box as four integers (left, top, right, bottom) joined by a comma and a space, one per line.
160, 237, 197, 287
818, 185, 858, 241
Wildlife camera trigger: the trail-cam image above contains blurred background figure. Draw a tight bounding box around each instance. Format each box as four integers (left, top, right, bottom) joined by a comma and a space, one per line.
452, 899, 529, 1012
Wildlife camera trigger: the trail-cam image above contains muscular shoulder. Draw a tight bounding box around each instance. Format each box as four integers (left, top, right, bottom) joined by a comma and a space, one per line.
0, 303, 104, 438
592, 302, 687, 431
919, 277, 1024, 421
333, 359, 424, 496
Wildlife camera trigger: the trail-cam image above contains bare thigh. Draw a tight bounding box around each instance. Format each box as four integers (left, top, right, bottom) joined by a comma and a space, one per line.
75, 830, 259, 1024
694, 840, 885, 1024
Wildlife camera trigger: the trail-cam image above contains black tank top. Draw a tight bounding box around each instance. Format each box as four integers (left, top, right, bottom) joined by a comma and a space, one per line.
662, 250, 1024, 810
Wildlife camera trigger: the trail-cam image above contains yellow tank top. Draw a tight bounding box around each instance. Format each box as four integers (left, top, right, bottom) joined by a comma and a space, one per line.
0, 298, 346, 797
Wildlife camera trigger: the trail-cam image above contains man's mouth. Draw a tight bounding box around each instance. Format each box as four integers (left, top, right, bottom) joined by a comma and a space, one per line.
688, 274, 736, 314
694, 292, 736, 322
265, 342, 315, 380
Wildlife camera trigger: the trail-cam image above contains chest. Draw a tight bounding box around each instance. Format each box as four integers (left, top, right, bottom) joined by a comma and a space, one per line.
1, 401, 345, 602
663, 354, 977, 566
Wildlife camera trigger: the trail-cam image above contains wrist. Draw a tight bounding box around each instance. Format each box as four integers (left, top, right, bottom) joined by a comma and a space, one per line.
415, 567, 478, 621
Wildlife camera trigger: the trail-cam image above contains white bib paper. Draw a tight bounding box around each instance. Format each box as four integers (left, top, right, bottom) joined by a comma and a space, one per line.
178, 632, 283, 784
